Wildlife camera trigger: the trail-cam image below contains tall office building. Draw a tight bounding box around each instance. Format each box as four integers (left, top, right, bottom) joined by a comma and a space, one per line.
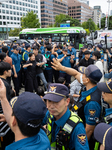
41, 0, 68, 28
68, 0, 93, 24
92, 6, 102, 25
0, 0, 40, 39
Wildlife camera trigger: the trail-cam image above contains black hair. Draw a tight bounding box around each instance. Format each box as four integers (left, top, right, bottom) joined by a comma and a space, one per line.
37, 87, 45, 97
45, 41, 49, 46
33, 46, 39, 50
29, 53, 34, 57
0, 52, 6, 61
46, 45, 52, 51
92, 51, 101, 60
2, 46, 8, 53
0, 61, 11, 75
59, 44, 63, 49
12, 111, 41, 137
57, 77, 66, 84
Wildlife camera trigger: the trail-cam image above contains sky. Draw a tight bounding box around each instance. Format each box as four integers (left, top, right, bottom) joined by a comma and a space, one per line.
89, 0, 112, 14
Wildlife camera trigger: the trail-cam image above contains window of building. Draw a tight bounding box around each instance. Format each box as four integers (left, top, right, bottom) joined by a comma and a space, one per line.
14, 11, 16, 15
6, 4, 8, 8
0, 16, 1, 19
20, 7, 22, 10
23, 2, 24, 6
77, 6, 81, 8
28, 0, 30, 2
28, 4, 30, 7
72, 6, 75, 9
11, 22, 13, 24
13, 6, 15, 9
36, 6, 38, 9
20, 2, 22, 5
16, 1, 18, 4
17, 12, 19, 15
0, 22, 2, 25
23, 8, 25, 11
68, 7, 71, 9
10, 11, 12, 14
77, 13, 81, 15
3, 22, 6, 25
0, 10, 1, 13
17, 17, 19, 20
10, 5, 12, 9
20, 12, 22, 16
2, 4, 5, 7
7, 16, 9, 19
23, 13, 25, 16
2, 10, 5, 13
13, 0, 15, 4
14, 17, 16, 20
36, 1, 38, 4
17, 7, 19, 10
9, 1, 12, 3
7, 22, 9, 24
3, 16, 5, 19
11, 17, 13, 20
6, 10, 9, 14
25, 3, 27, 6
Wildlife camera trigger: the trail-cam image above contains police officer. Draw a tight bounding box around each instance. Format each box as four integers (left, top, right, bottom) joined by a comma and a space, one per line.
0, 80, 51, 150
96, 45, 104, 63
57, 49, 74, 84
43, 83, 89, 150
11, 46, 21, 96
52, 59, 102, 150
97, 79, 112, 126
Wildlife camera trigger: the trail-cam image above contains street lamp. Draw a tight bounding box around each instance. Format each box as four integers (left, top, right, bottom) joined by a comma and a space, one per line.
107, 0, 112, 29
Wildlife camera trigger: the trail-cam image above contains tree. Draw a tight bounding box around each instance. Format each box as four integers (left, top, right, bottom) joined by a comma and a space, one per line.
54, 14, 80, 27
21, 11, 40, 28
9, 28, 21, 36
82, 19, 97, 31
98, 16, 112, 30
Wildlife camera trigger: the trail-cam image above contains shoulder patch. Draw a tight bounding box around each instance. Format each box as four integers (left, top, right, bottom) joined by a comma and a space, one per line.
89, 109, 96, 116
77, 134, 86, 145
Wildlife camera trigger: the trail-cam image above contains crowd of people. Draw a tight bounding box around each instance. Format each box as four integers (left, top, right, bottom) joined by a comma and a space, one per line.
0, 38, 112, 150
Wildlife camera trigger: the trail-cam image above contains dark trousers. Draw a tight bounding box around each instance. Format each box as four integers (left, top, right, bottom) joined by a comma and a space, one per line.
12, 71, 21, 96
44, 69, 53, 83
53, 69, 59, 83
25, 76, 38, 93
1, 130, 14, 150
59, 72, 71, 84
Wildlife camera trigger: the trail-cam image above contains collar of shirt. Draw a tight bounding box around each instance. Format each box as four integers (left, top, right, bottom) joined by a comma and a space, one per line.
52, 108, 71, 128
105, 108, 112, 117
6, 132, 41, 150
80, 86, 97, 102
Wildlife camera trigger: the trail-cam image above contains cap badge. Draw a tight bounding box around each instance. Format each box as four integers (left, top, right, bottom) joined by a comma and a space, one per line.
49, 86, 57, 93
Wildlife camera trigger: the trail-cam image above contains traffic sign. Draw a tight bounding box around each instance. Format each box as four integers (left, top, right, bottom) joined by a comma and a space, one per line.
60, 24, 70, 27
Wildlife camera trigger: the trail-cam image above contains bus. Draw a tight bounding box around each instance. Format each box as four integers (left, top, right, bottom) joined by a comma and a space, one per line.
19, 27, 86, 49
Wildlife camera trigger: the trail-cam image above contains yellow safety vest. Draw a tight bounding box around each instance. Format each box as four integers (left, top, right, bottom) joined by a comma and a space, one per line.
47, 111, 82, 150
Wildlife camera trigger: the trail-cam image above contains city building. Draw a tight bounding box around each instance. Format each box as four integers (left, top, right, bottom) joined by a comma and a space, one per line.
92, 6, 102, 25
40, 0, 68, 28
0, 0, 40, 39
102, 13, 106, 18
68, 0, 93, 24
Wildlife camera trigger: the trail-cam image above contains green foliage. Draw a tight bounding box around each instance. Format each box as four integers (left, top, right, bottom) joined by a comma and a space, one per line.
54, 14, 80, 27
85, 29, 90, 35
81, 18, 97, 31
9, 28, 22, 36
21, 11, 40, 28
99, 16, 112, 30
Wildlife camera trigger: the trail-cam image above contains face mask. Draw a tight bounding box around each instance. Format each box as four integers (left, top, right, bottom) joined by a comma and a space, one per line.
80, 74, 87, 85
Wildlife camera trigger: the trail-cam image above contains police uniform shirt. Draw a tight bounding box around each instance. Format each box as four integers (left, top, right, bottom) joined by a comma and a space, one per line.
23, 50, 30, 62
5, 129, 51, 150
79, 86, 101, 125
42, 108, 89, 150
11, 53, 21, 73
68, 48, 76, 61
58, 54, 72, 73
105, 108, 112, 126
